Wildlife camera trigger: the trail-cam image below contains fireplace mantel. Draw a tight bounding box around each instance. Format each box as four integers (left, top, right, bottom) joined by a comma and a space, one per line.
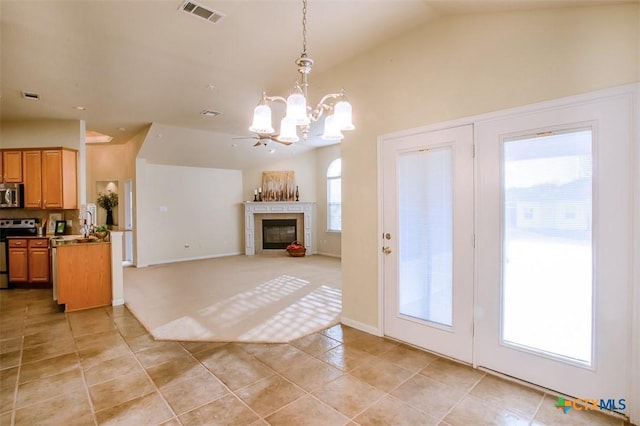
243, 202, 316, 255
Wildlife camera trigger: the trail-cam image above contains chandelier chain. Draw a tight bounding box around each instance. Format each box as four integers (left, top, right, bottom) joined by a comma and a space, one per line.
301, 0, 307, 56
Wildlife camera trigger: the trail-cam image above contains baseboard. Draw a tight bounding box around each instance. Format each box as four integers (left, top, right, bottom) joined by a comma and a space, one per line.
341, 316, 382, 336
146, 252, 243, 266
112, 298, 125, 306
316, 251, 342, 258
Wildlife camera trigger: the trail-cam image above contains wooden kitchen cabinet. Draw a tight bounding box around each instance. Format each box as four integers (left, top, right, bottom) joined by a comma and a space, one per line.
28, 239, 50, 283
23, 150, 43, 208
8, 239, 28, 283
8, 238, 50, 285
57, 242, 111, 312
23, 148, 77, 209
2, 150, 23, 183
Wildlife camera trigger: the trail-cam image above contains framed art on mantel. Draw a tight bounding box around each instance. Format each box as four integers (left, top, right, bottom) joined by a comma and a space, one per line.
261, 171, 295, 201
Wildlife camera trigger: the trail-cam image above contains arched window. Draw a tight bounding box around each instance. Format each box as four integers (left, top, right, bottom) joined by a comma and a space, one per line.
327, 159, 341, 232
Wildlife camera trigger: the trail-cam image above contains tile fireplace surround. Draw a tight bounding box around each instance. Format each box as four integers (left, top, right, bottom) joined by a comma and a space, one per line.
243, 202, 315, 255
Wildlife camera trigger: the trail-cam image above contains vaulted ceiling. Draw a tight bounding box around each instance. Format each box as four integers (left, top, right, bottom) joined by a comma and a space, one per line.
1, 0, 628, 169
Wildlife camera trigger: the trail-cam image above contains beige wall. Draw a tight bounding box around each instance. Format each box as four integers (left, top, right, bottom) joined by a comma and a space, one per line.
310, 4, 639, 328
136, 161, 243, 266
315, 144, 342, 257
86, 127, 147, 227
0, 120, 82, 149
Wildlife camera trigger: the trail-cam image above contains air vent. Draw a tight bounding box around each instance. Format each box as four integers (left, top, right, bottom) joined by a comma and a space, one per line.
22, 91, 40, 101
179, 1, 225, 23
201, 110, 222, 117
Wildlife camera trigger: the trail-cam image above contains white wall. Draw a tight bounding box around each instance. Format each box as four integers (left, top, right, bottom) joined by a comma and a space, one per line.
136, 160, 243, 266
309, 4, 640, 328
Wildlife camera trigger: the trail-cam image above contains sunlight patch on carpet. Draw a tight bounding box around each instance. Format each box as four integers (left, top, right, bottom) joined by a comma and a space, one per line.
127, 274, 342, 343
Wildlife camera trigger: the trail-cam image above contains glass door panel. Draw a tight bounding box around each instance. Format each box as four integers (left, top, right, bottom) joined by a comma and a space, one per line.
502, 129, 593, 364
398, 148, 453, 326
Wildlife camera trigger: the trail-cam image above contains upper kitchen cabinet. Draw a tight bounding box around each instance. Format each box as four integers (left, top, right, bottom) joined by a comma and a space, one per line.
23, 148, 78, 209
1, 150, 23, 183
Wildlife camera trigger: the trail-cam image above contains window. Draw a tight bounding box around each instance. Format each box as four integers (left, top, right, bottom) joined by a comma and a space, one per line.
327, 159, 341, 232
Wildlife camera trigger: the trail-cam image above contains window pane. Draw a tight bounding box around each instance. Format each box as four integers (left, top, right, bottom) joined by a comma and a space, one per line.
502, 129, 592, 364
327, 159, 341, 177
328, 178, 341, 202
398, 147, 453, 326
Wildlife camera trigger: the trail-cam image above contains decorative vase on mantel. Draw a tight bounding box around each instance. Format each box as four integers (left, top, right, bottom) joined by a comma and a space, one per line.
106, 209, 114, 226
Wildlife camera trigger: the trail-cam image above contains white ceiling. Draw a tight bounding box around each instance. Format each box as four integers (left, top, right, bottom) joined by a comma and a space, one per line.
1, 0, 629, 169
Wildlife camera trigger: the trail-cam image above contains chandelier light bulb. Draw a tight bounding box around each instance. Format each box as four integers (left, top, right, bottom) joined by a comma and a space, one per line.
249, 103, 274, 134
277, 118, 299, 143
321, 114, 344, 141
334, 99, 354, 131
285, 85, 310, 126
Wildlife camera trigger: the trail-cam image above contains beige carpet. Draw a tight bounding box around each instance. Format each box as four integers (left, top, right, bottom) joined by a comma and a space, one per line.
123, 254, 341, 343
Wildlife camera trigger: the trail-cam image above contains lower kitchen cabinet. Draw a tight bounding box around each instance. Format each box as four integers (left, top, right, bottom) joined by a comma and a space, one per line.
56, 242, 111, 312
8, 238, 50, 286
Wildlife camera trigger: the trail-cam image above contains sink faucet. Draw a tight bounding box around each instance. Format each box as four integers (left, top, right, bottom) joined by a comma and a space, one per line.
79, 210, 93, 238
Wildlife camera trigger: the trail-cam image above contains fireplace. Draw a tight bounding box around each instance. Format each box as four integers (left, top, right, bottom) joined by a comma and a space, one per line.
243, 202, 315, 255
262, 219, 296, 249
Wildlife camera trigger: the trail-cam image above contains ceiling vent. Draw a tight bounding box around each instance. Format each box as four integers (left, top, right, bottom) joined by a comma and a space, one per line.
22, 91, 40, 101
201, 110, 222, 117
179, 1, 225, 24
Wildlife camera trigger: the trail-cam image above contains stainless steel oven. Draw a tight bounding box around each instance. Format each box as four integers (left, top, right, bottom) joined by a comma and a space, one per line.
0, 218, 39, 288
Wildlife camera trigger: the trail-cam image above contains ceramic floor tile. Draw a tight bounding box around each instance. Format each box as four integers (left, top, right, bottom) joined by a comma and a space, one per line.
470, 374, 545, 419
349, 356, 414, 393
236, 374, 306, 417
247, 343, 315, 373
124, 332, 167, 353
354, 394, 439, 426
94, 391, 174, 426
279, 356, 343, 392
315, 344, 376, 373
0, 366, 18, 413
83, 352, 143, 386
0, 337, 22, 354
391, 372, 469, 420
445, 394, 532, 426
13, 388, 94, 426
291, 332, 342, 357
265, 395, 350, 426
312, 374, 386, 418
341, 330, 399, 356
89, 370, 155, 412
0, 349, 21, 370
377, 343, 439, 373
179, 394, 260, 426
420, 357, 485, 391
134, 341, 190, 369
23, 327, 73, 348
16, 369, 84, 409
198, 344, 275, 390
20, 337, 75, 364
146, 356, 208, 388
180, 340, 227, 355
18, 352, 79, 384
77, 336, 132, 369
160, 369, 229, 415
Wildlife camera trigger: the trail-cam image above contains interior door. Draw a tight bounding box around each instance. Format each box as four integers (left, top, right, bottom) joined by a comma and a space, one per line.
381, 125, 474, 363
475, 94, 632, 404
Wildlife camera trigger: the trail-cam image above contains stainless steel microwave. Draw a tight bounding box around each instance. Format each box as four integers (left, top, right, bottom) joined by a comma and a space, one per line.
0, 183, 23, 208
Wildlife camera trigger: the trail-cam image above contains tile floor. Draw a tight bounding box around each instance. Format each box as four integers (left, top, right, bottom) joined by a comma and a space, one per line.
0, 289, 632, 426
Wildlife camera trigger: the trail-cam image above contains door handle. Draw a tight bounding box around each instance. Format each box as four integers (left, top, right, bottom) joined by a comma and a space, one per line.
382, 246, 392, 254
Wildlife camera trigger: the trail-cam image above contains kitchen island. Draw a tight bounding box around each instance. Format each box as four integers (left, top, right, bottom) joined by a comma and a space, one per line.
55, 240, 112, 312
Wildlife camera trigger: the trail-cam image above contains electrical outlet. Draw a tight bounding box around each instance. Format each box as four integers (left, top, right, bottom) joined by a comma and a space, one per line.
184, 244, 190, 249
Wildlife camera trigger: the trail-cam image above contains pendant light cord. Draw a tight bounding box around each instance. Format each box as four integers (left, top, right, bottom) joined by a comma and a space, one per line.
301, 0, 307, 57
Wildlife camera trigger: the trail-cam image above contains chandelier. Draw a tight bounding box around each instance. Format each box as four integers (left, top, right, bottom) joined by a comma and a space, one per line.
249, 0, 354, 142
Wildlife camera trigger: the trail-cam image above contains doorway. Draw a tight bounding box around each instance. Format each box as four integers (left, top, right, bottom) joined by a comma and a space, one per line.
380, 90, 633, 413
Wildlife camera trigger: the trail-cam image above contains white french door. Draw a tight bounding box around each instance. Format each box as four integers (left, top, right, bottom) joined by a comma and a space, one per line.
381, 125, 474, 363
475, 94, 632, 403
380, 90, 633, 412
